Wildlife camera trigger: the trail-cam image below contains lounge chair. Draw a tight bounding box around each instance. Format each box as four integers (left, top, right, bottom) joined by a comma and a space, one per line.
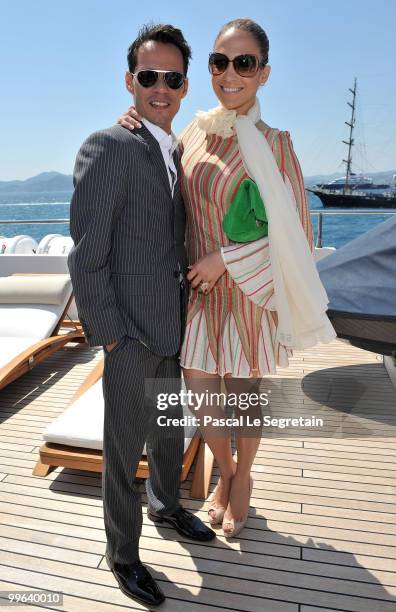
33, 359, 214, 498
0, 274, 83, 391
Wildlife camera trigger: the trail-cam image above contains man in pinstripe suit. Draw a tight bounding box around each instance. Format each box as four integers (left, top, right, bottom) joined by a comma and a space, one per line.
68, 24, 215, 607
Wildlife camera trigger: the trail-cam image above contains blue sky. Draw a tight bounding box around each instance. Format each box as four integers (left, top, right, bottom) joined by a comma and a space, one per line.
1, 0, 395, 180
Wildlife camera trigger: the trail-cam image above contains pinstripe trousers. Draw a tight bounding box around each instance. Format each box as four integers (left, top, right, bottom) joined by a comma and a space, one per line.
102, 336, 184, 564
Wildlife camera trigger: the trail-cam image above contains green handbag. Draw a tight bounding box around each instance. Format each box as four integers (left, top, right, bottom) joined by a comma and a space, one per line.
222, 178, 268, 243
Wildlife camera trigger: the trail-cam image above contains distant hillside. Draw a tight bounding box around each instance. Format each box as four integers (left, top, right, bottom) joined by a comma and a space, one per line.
0, 172, 73, 194
1, 169, 395, 195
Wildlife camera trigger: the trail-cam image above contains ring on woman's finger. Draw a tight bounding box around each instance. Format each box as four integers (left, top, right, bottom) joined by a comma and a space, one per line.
199, 281, 210, 293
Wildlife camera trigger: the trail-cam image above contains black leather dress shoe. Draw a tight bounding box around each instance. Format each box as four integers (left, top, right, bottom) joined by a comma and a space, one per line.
106, 554, 165, 606
147, 506, 216, 541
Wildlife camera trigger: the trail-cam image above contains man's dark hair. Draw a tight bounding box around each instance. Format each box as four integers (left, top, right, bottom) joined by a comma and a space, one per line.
127, 23, 192, 75
216, 18, 269, 66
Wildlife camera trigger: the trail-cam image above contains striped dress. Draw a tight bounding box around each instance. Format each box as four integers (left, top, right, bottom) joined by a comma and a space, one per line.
179, 118, 314, 378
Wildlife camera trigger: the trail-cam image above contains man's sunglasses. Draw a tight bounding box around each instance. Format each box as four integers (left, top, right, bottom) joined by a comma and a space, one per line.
132, 69, 185, 90
208, 53, 265, 77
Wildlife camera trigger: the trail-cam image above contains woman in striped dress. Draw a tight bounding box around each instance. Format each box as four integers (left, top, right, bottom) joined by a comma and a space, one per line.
179, 19, 316, 538
119, 19, 333, 538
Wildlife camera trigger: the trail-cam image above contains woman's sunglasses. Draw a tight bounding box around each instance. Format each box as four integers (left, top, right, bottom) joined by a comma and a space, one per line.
132, 69, 185, 90
208, 53, 265, 77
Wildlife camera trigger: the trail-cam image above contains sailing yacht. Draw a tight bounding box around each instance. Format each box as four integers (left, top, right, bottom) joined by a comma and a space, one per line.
309, 79, 396, 207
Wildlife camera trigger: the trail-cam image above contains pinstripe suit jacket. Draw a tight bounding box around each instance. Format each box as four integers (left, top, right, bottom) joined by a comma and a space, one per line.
68, 124, 188, 355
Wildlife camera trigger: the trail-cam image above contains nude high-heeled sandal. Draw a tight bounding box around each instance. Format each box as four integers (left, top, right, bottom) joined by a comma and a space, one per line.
207, 482, 226, 526
222, 476, 253, 538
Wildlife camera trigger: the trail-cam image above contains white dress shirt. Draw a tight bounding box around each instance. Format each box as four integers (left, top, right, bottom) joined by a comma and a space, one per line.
142, 118, 178, 196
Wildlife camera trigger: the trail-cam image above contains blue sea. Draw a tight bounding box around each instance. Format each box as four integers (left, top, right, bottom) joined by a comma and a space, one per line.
0, 191, 394, 249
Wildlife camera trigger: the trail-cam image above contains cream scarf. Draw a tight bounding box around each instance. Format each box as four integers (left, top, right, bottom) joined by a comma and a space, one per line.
196, 98, 337, 350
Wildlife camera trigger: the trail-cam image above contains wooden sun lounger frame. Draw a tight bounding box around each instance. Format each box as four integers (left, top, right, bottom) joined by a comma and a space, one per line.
0, 289, 84, 392
33, 359, 214, 499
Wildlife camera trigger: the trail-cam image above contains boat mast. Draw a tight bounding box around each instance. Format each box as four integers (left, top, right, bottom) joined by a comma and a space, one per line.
342, 78, 357, 195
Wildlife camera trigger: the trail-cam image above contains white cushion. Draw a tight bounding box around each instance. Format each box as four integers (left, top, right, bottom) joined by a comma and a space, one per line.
0, 274, 71, 305
0, 337, 41, 369
0, 305, 65, 338
0, 274, 72, 338
47, 237, 74, 255
0, 275, 73, 370
44, 379, 197, 454
37, 234, 63, 254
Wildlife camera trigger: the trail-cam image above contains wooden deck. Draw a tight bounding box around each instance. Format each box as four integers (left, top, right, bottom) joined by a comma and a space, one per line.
0, 338, 395, 611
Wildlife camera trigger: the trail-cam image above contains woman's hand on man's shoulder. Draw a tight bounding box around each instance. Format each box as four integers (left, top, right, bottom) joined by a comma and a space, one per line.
117, 106, 142, 131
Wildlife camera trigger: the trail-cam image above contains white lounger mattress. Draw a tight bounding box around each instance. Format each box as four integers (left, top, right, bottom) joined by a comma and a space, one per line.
0, 337, 43, 370
0, 304, 69, 370
44, 379, 197, 454
0, 274, 73, 371
0, 304, 63, 339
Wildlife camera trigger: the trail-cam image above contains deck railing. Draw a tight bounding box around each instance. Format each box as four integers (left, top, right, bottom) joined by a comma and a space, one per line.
311, 211, 396, 247
1, 211, 396, 249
